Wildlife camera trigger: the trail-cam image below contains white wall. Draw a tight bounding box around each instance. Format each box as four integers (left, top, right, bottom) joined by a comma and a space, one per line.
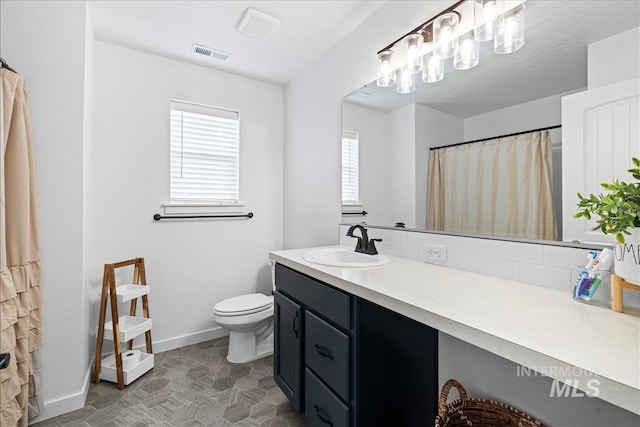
82, 2, 96, 390
0, 0, 90, 421
341, 103, 391, 226
464, 91, 569, 141
88, 41, 283, 352
388, 103, 416, 227
588, 27, 640, 89
415, 104, 464, 229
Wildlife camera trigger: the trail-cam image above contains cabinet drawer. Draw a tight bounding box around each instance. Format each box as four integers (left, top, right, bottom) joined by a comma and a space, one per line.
305, 368, 349, 427
305, 311, 349, 401
275, 264, 351, 329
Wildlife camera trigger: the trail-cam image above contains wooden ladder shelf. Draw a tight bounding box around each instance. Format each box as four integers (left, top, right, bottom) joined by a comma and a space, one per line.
92, 258, 153, 389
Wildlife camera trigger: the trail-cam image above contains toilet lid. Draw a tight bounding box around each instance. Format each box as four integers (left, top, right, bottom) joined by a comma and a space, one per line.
213, 293, 273, 316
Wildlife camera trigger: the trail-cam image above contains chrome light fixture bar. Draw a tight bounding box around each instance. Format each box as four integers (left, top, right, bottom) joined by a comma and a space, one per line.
376, 0, 526, 94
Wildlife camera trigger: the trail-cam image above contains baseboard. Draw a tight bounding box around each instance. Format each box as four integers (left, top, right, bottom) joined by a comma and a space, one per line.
28, 327, 228, 424
28, 363, 92, 425
132, 326, 229, 354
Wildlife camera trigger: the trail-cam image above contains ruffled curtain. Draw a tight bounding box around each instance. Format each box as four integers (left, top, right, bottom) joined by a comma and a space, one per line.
427, 131, 557, 241
1, 68, 43, 426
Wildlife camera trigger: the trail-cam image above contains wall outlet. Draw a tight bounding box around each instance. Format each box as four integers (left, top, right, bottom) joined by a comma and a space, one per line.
421, 244, 447, 264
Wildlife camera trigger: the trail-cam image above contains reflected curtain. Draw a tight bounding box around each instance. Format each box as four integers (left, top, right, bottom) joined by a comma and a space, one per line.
427, 131, 557, 240
1, 68, 43, 426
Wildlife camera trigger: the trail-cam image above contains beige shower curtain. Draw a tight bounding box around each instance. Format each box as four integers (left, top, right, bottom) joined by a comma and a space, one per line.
1, 68, 43, 426
427, 131, 557, 241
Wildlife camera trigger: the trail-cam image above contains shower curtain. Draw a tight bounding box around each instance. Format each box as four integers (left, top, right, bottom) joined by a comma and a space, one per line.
1, 68, 43, 426
427, 131, 557, 241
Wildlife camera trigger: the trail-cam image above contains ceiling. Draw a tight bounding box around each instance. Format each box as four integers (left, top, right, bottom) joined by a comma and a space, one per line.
346, 0, 640, 117
88, 0, 385, 86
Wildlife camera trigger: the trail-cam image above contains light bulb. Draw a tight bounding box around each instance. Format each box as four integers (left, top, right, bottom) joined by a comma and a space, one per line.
504, 17, 517, 47
376, 50, 397, 87
483, 1, 496, 39
401, 34, 424, 74
434, 12, 459, 59
396, 68, 415, 94
422, 54, 444, 83
474, 0, 504, 42
454, 33, 479, 70
495, 4, 524, 54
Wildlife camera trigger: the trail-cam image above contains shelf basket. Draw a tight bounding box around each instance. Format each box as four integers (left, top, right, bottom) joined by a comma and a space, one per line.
435, 379, 547, 427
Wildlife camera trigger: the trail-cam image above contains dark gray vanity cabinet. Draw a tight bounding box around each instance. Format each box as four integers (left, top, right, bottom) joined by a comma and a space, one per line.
274, 290, 303, 412
274, 263, 438, 427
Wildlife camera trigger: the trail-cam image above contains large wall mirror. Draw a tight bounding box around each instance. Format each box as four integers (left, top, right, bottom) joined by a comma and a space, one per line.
341, 0, 639, 244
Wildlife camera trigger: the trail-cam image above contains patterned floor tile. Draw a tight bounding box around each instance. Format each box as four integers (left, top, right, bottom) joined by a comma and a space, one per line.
32, 337, 306, 427
223, 400, 252, 423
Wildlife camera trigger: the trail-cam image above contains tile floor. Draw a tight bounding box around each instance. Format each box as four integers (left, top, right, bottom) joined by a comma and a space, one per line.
32, 337, 307, 427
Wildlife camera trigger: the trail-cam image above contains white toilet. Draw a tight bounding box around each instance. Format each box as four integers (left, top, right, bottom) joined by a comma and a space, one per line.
213, 266, 275, 363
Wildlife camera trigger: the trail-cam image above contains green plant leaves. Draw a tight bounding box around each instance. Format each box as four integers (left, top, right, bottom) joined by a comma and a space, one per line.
575, 157, 640, 244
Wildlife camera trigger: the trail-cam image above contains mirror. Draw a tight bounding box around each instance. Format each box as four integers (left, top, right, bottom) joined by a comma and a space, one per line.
342, 0, 640, 243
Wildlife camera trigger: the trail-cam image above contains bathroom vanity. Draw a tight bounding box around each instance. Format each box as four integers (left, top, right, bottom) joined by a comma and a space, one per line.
273, 263, 438, 427
270, 247, 640, 426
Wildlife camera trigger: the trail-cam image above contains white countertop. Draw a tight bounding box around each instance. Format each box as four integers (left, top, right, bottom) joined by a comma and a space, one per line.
269, 247, 640, 415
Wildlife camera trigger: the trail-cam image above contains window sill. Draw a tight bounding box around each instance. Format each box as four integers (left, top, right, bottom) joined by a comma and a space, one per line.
162, 202, 245, 215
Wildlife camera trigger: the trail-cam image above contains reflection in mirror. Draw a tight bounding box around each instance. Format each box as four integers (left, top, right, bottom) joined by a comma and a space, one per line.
341, 0, 640, 243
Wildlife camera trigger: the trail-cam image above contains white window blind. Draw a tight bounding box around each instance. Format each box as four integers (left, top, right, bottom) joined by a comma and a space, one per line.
170, 100, 240, 202
342, 130, 359, 205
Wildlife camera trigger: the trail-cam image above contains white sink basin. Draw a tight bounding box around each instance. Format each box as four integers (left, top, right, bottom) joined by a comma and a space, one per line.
302, 247, 390, 267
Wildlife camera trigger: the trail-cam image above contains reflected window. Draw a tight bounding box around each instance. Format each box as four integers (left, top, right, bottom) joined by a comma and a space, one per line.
342, 130, 359, 205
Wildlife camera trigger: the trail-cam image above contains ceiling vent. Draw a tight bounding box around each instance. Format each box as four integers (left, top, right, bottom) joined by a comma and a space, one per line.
235, 8, 280, 39
191, 43, 230, 61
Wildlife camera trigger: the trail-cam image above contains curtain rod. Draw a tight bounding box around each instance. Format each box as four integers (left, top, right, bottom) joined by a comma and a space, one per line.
429, 125, 562, 151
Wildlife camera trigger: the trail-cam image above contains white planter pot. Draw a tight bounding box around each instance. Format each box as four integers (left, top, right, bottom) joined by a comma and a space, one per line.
614, 228, 640, 283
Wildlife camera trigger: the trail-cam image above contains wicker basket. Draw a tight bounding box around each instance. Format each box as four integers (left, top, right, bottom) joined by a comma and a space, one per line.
435, 379, 547, 427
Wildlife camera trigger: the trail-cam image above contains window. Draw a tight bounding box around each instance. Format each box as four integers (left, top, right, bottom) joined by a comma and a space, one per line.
341, 130, 359, 205
170, 100, 240, 203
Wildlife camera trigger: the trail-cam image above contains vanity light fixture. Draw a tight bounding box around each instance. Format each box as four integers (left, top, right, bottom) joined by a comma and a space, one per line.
454, 31, 480, 70
376, 50, 397, 87
474, 0, 504, 42
423, 53, 444, 83
397, 68, 416, 94
375, 0, 526, 92
401, 33, 425, 74
494, 4, 525, 54
434, 12, 459, 59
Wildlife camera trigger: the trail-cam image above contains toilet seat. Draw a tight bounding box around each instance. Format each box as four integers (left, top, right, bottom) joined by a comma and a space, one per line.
213, 293, 273, 317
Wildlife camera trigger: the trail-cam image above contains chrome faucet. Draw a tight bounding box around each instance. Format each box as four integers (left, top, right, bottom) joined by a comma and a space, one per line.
346, 225, 382, 255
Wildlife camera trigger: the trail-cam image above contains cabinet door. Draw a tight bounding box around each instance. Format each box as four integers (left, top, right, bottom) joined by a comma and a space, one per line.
562, 78, 640, 244
274, 290, 303, 412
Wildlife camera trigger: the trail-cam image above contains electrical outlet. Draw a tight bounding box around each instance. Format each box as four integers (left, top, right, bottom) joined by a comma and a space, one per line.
421, 244, 447, 264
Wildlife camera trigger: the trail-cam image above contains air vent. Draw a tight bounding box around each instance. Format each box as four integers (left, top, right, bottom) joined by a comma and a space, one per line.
191, 43, 231, 61
235, 8, 280, 39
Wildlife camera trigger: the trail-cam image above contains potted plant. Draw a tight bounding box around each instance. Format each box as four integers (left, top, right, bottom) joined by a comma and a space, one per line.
575, 157, 640, 283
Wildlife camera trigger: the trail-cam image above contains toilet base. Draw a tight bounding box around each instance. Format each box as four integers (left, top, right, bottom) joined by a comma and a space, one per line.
226, 318, 274, 364
227, 331, 273, 363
